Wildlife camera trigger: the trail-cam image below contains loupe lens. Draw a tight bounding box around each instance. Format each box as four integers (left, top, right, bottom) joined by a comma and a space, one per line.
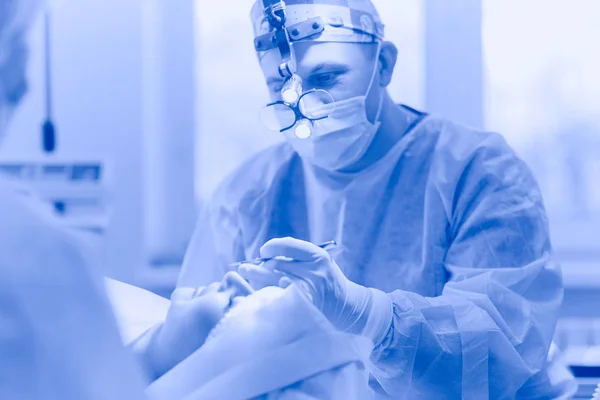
295, 120, 312, 139
281, 74, 303, 105
260, 103, 296, 131
299, 90, 335, 120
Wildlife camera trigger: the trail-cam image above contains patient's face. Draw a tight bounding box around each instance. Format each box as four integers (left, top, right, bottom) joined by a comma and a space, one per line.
178, 285, 334, 387
181, 271, 255, 338
156, 271, 255, 376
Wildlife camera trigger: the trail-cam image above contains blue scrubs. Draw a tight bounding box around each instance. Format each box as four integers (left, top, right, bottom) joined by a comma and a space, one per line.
180, 108, 577, 399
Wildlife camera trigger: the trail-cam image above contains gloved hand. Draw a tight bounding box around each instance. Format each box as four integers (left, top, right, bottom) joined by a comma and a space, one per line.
238, 237, 393, 346
132, 273, 253, 381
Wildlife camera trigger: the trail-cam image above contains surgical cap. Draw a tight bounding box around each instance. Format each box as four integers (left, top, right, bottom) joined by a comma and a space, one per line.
250, 0, 385, 57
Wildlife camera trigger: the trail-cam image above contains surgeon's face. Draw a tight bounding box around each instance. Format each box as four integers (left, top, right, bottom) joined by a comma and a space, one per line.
259, 41, 383, 121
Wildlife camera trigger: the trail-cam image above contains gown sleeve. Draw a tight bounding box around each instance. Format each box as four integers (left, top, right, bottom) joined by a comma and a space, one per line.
369, 135, 569, 399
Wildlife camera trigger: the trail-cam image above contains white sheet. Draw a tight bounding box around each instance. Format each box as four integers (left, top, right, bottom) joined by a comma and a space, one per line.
104, 278, 171, 345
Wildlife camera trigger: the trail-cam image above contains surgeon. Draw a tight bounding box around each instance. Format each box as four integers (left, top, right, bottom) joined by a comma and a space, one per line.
179, 0, 578, 398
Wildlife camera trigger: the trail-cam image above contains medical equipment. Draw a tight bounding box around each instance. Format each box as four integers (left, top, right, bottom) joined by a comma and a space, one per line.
279, 72, 302, 104
42, 8, 56, 153
554, 318, 600, 398
252, 0, 385, 139
279, 41, 384, 172
0, 161, 110, 224
229, 240, 336, 268
251, 0, 384, 57
259, 88, 335, 134
0, 160, 111, 266
256, 0, 336, 139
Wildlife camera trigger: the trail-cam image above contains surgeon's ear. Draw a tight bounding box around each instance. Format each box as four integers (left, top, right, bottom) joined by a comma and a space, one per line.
378, 41, 398, 87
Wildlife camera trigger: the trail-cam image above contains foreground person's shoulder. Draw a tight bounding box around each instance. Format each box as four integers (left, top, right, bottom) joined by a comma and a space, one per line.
0, 179, 56, 241
0, 178, 94, 283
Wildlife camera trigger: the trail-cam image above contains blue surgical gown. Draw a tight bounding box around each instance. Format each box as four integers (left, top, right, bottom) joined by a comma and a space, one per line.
0, 180, 147, 399
179, 108, 577, 399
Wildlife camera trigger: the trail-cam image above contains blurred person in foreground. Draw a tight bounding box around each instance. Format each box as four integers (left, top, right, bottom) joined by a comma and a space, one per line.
0, 0, 147, 397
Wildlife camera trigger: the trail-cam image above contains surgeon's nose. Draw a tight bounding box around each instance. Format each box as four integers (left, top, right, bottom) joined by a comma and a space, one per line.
220, 271, 254, 298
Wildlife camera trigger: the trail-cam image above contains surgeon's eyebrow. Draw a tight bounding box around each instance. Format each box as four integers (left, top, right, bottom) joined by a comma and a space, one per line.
265, 62, 349, 87
309, 62, 349, 74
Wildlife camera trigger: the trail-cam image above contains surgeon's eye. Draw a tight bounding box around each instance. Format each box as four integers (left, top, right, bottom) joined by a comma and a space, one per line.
308, 72, 342, 89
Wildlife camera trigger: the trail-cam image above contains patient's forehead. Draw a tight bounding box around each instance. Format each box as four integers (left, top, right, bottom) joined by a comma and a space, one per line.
205, 286, 285, 344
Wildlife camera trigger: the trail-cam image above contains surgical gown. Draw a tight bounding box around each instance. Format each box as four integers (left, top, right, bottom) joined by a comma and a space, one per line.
0, 179, 147, 399
179, 109, 577, 399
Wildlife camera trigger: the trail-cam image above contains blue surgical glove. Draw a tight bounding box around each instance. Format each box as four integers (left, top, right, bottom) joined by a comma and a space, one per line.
238, 237, 393, 347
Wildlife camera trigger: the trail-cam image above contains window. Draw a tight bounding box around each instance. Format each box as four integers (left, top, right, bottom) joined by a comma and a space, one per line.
483, 0, 600, 260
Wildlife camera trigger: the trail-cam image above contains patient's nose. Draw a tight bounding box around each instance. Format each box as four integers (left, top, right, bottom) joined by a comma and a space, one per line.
220, 271, 254, 298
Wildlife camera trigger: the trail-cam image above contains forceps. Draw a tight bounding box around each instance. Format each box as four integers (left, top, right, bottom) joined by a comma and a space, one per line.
228, 240, 337, 268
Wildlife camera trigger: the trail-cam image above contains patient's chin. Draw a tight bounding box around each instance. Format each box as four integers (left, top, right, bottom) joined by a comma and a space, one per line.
200, 284, 333, 371
204, 286, 285, 345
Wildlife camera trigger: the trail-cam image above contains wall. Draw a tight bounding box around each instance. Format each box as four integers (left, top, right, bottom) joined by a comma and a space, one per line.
482, 0, 600, 292
1, 0, 145, 282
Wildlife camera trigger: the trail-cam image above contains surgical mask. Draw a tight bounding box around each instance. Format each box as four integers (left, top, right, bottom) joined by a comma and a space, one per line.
283, 43, 384, 172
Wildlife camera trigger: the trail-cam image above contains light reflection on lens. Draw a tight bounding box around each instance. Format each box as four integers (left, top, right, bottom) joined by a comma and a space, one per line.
295, 120, 312, 139
281, 89, 299, 104
299, 90, 335, 120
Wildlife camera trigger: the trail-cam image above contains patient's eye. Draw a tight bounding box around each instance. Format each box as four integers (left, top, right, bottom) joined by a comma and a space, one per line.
205, 296, 248, 344
204, 289, 281, 344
